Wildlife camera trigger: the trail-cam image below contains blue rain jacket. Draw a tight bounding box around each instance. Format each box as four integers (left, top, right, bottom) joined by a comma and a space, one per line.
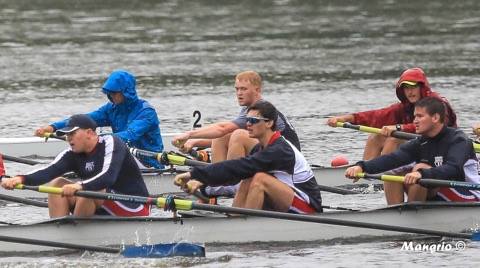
51, 70, 164, 168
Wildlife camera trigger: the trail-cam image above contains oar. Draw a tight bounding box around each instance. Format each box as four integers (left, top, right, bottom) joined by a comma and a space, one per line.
1, 154, 42, 166
0, 192, 48, 207
131, 148, 360, 195
41, 132, 66, 141
335, 122, 480, 153
0, 234, 204, 258
357, 173, 480, 190
129, 148, 208, 167
15, 184, 479, 241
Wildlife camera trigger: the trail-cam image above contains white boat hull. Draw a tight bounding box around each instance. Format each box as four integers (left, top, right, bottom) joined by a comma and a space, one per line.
0, 202, 477, 253
0, 133, 178, 158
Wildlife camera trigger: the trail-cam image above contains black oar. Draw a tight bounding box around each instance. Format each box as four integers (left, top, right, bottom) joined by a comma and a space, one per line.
335, 122, 480, 152
131, 148, 361, 195
40, 132, 66, 141
15, 184, 479, 241
0, 235, 204, 258
0, 193, 48, 207
1, 154, 42, 166
357, 173, 480, 191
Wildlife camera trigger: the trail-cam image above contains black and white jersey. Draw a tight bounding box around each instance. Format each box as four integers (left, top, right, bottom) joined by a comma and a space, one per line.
190, 132, 322, 211
23, 135, 149, 196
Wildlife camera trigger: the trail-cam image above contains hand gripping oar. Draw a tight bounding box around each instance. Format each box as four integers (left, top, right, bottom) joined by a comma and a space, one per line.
129, 148, 208, 167
15, 184, 479, 241
357, 173, 480, 191
335, 122, 480, 153
0, 235, 204, 258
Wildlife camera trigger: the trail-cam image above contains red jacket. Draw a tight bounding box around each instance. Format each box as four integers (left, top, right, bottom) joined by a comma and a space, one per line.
352, 68, 457, 133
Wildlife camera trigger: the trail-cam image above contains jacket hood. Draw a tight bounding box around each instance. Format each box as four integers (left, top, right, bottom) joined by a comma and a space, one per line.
102, 70, 138, 105
395, 68, 432, 103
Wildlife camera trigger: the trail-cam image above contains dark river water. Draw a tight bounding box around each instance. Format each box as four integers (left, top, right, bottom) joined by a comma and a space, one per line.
0, 0, 479, 266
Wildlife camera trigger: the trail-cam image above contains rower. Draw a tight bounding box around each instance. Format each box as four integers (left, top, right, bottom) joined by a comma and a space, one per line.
34, 70, 164, 169
327, 68, 456, 160
1, 114, 150, 218
345, 97, 480, 204
171, 71, 301, 198
174, 101, 322, 214
327, 67, 457, 200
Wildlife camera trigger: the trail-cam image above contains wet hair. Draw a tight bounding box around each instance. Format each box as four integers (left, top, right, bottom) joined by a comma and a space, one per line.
235, 71, 262, 87
415, 97, 446, 123
247, 100, 278, 130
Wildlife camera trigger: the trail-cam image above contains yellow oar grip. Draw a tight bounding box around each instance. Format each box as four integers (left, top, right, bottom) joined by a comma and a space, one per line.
357, 126, 381, 135
166, 154, 187, 166
156, 197, 193, 210
14, 184, 64, 194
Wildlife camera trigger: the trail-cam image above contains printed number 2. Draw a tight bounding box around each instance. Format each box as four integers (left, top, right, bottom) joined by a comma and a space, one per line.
193, 110, 202, 128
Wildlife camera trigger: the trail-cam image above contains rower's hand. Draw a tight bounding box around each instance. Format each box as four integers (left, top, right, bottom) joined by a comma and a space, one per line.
34, 126, 54, 138
172, 132, 191, 149
185, 180, 203, 194
62, 183, 82, 197
345, 165, 363, 183
380, 125, 396, 137
0, 176, 24, 190
473, 123, 480, 136
404, 171, 421, 185
326, 117, 340, 127
174, 172, 192, 188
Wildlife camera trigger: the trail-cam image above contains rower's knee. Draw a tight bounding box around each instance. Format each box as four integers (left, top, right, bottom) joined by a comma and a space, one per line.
229, 129, 251, 147
248, 173, 269, 191
48, 177, 69, 187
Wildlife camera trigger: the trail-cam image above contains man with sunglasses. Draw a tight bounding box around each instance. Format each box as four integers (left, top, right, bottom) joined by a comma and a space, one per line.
2, 114, 151, 218
174, 101, 322, 214
34, 70, 164, 169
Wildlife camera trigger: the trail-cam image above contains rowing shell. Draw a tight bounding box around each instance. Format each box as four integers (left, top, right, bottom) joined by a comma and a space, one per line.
0, 165, 353, 199
0, 133, 179, 158
0, 202, 477, 253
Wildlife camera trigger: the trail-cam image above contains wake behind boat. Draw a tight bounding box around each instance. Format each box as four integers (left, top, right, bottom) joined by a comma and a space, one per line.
0, 202, 477, 253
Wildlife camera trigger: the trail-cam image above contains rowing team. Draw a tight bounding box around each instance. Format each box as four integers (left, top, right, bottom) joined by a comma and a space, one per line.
1, 68, 480, 219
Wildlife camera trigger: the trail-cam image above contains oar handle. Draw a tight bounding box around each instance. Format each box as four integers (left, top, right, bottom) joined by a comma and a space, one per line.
1, 154, 41, 165
130, 148, 208, 167
358, 173, 480, 191
42, 132, 66, 141
337, 122, 419, 140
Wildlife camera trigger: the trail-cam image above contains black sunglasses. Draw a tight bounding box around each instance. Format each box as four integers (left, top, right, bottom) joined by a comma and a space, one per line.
246, 116, 270, 124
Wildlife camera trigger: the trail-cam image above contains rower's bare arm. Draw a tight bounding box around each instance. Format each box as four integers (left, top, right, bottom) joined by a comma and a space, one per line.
327, 114, 354, 127
180, 139, 212, 153
1, 176, 24, 190
34, 125, 55, 137
173, 121, 239, 146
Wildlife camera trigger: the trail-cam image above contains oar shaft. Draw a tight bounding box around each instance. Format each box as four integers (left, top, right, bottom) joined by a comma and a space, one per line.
0, 235, 119, 253
1, 154, 41, 165
191, 203, 471, 239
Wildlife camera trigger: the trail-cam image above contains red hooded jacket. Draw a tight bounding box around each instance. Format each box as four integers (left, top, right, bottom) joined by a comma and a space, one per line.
352, 68, 457, 133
